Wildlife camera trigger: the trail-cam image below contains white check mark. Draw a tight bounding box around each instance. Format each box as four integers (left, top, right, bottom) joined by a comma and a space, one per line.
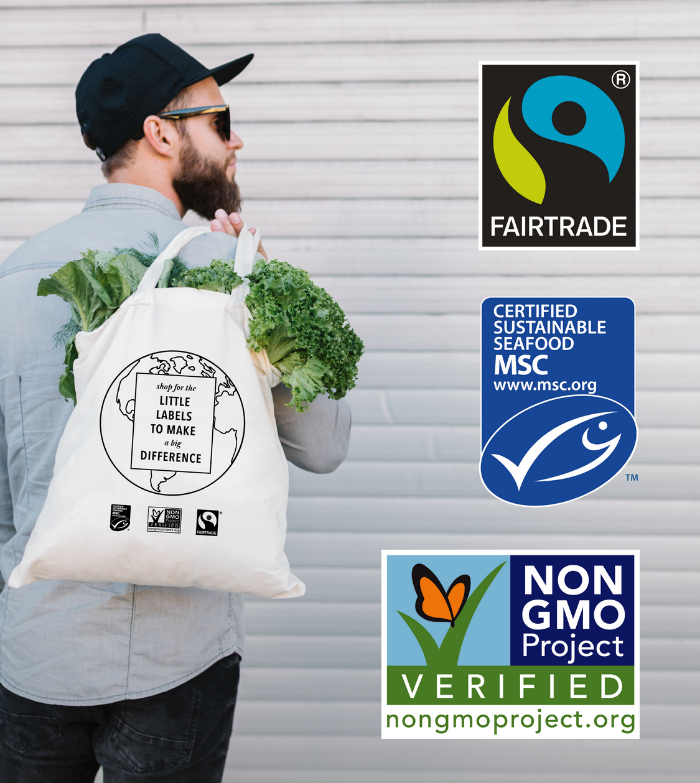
491, 411, 613, 490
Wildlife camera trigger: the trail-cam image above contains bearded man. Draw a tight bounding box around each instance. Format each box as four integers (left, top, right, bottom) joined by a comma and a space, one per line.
0, 34, 351, 782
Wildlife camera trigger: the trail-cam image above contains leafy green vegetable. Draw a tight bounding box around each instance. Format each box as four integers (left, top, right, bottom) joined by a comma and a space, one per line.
245, 259, 364, 411
40, 236, 363, 413
39, 249, 149, 403
171, 259, 242, 294
58, 338, 79, 403
113, 230, 187, 285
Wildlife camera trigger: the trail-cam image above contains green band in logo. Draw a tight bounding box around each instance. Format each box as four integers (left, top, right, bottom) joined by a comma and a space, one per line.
493, 98, 546, 205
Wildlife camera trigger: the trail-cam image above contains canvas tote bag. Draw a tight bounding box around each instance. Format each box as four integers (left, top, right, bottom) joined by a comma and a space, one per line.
9, 225, 304, 599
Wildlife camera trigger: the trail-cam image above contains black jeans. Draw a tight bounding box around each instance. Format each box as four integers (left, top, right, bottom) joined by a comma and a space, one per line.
0, 652, 240, 783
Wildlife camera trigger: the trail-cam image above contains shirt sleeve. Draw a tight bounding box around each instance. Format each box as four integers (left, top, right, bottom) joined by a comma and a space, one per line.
272, 384, 352, 474
0, 408, 14, 590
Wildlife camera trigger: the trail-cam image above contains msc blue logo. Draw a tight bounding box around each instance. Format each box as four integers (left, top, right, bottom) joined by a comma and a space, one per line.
480, 395, 637, 506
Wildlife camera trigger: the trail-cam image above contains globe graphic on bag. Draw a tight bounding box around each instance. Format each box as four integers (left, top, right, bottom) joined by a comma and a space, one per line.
100, 351, 245, 495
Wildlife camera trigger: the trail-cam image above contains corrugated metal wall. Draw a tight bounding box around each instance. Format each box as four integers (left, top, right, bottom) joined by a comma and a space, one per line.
1, 1, 698, 780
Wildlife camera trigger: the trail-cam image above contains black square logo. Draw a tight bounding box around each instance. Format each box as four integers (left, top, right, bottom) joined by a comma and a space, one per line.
196, 510, 219, 536
479, 62, 638, 250
110, 504, 131, 531
147, 506, 182, 533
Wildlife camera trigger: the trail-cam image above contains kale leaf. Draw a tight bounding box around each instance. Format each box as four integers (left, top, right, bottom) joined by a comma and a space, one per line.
170, 259, 242, 294
245, 259, 364, 411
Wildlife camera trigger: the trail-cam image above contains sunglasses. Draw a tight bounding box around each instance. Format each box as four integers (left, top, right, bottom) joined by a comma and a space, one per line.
133, 105, 231, 143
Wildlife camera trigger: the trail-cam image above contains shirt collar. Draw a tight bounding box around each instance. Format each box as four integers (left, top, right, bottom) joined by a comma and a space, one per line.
81, 183, 182, 221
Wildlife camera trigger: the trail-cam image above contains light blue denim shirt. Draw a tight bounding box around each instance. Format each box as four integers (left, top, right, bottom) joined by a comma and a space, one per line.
0, 184, 351, 705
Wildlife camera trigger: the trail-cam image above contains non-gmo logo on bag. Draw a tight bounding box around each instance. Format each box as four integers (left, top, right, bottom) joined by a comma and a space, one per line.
147, 506, 182, 534
196, 509, 219, 536
479, 62, 638, 249
110, 504, 131, 531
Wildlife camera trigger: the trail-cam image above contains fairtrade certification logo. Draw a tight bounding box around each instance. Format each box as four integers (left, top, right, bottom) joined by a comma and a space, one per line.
381, 551, 640, 739
479, 62, 639, 250
480, 297, 637, 506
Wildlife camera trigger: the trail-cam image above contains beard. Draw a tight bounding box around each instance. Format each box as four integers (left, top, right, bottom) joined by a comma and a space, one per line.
171, 134, 241, 220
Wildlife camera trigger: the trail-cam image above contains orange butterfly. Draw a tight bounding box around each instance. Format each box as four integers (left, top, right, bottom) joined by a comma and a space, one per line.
412, 564, 471, 628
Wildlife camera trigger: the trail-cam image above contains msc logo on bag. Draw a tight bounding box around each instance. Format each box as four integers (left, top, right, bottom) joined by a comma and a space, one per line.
196, 509, 219, 536
481, 297, 637, 506
479, 62, 638, 249
382, 551, 640, 739
109, 504, 131, 531
147, 506, 182, 534
100, 351, 245, 496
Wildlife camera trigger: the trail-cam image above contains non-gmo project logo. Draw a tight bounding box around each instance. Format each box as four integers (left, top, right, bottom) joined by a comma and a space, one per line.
382, 551, 640, 740
147, 506, 182, 534
479, 62, 638, 250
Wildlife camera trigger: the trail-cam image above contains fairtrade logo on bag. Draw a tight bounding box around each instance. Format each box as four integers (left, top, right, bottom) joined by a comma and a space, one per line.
100, 351, 245, 496
196, 510, 219, 536
382, 552, 640, 739
479, 62, 639, 249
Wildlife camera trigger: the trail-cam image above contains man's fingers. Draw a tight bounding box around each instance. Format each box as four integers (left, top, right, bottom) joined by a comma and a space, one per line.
210, 211, 263, 258
228, 212, 244, 237
211, 209, 242, 237
211, 210, 233, 235
211, 209, 269, 260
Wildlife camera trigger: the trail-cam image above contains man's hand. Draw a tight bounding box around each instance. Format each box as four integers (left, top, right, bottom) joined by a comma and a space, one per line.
211, 210, 268, 260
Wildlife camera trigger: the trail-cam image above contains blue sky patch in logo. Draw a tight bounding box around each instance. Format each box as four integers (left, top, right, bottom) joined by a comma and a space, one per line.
481, 298, 636, 506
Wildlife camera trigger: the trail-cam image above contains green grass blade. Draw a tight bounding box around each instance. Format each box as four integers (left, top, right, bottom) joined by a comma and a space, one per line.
437, 560, 507, 668
397, 611, 440, 667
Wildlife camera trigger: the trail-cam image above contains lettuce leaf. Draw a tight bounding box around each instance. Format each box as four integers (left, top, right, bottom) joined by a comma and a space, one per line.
38, 250, 148, 403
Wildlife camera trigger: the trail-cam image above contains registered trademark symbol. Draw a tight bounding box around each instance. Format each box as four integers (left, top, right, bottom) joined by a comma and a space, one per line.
612, 70, 630, 89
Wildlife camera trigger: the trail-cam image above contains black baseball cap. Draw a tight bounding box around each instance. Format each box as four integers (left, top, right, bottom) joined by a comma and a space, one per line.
76, 34, 253, 161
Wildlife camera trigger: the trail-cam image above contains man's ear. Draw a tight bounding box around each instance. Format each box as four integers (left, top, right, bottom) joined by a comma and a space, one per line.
142, 116, 179, 159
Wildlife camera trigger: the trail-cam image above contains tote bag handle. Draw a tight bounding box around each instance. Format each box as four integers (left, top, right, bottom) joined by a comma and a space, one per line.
232, 223, 261, 277
136, 224, 261, 296
230, 223, 262, 304
136, 226, 210, 293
